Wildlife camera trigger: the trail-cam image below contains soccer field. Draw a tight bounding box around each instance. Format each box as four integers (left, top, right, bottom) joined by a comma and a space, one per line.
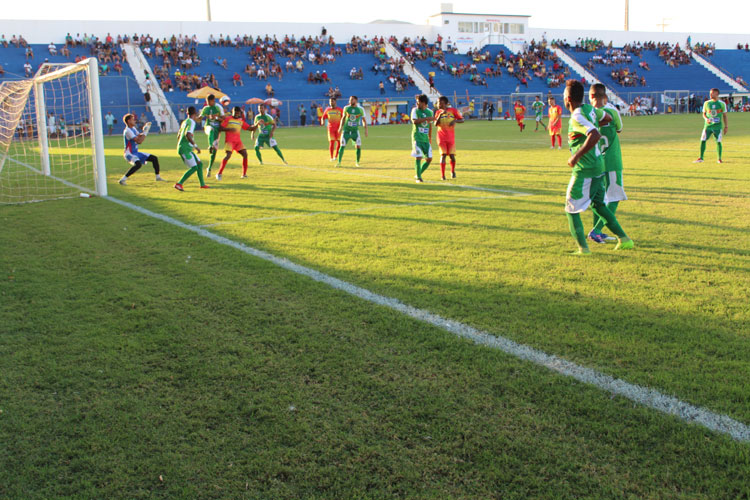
2, 114, 749, 498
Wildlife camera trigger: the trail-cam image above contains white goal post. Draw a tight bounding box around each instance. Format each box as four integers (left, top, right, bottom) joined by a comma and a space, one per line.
0, 58, 107, 204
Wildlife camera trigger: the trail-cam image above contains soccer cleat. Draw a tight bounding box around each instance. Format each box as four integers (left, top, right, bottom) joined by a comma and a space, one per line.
240, 174, 247, 179
336, 162, 342, 167
550, 146, 554, 149
587, 231, 607, 244
283, 160, 289, 165
118, 178, 127, 185
558, 146, 562, 150
415, 178, 424, 183
199, 184, 211, 189
693, 158, 704, 163
599, 233, 617, 242
441, 175, 447, 181
614, 237, 634, 250
173, 183, 184, 191
155, 175, 165, 181
717, 159, 723, 164
355, 162, 361, 167
215, 173, 222, 181
451, 172, 456, 179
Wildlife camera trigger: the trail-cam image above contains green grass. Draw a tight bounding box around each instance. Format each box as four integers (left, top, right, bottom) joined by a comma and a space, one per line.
1, 114, 749, 498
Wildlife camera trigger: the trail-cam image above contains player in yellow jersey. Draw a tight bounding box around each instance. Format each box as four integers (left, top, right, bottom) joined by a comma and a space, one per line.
321, 97, 344, 161
215, 106, 256, 180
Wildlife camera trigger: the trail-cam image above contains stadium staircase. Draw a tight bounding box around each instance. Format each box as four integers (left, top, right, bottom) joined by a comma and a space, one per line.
691, 52, 746, 92
385, 42, 436, 97
122, 43, 179, 132
550, 47, 627, 108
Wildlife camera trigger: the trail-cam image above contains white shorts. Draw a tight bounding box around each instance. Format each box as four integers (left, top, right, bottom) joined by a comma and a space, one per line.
181, 151, 199, 167
603, 170, 627, 204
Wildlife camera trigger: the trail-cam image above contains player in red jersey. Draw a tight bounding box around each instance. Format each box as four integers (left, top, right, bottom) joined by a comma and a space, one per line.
433, 96, 464, 180
216, 106, 256, 180
514, 100, 526, 132
547, 96, 563, 149
321, 97, 344, 161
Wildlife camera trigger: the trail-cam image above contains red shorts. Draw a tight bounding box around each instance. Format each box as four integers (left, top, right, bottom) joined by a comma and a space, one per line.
225, 139, 245, 152
516, 116, 525, 124
437, 137, 455, 155
327, 127, 341, 141
549, 124, 562, 136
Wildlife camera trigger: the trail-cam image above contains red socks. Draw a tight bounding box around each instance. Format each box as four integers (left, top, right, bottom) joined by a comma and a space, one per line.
329, 140, 339, 159
440, 162, 446, 177
218, 157, 228, 175
242, 157, 248, 176
450, 159, 456, 174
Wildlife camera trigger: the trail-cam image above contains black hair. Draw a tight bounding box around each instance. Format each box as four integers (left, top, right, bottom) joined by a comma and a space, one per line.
187, 106, 197, 116
591, 83, 607, 97
439, 96, 449, 104
566, 79, 584, 103
417, 94, 429, 104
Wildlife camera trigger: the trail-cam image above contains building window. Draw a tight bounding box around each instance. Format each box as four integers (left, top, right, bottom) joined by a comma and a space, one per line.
458, 22, 473, 33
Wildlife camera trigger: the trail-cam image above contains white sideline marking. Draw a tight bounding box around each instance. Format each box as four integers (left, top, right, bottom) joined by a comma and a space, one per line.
281, 163, 534, 196
200, 194, 509, 227
105, 194, 750, 443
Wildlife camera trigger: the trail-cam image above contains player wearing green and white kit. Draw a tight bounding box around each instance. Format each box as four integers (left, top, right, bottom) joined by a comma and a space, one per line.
695, 88, 728, 164
411, 94, 434, 183
589, 83, 626, 243
563, 80, 632, 254
337, 96, 368, 167
253, 103, 287, 165
532, 96, 546, 131
200, 94, 224, 176
174, 106, 209, 191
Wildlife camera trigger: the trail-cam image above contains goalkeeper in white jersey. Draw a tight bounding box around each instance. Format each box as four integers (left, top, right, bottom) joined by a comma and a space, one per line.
118, 113, 164, 185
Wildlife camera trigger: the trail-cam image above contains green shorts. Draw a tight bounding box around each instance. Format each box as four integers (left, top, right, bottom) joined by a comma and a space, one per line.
178, 149, 200, 168
342, 129, 362, 146
411, 140, 432, 158
565, 173, 605, 214
701, 126, 722, 142
205, 126, 220, 149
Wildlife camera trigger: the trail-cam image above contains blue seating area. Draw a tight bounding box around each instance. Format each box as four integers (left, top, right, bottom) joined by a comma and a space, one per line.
413, 43, 575, 98
563, 47, 733, 93
0, 43, 152, 126
156, 44, 414, 108
707, 50, 750, 89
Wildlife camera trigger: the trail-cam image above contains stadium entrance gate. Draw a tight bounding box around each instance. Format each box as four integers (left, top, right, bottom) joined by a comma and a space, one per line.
661, 90, 691, 114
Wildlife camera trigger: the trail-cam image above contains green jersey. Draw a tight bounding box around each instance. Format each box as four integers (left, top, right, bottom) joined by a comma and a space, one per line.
253, 114, 274, 136
702, 99, 726, 129
532, 100, 544, 116
598, 103, 623, 173
177, 118, 196, 153
200, 104, 224, 129
567, 103, 605, 177
342, 105, 365, 132
410, 106, 433, 143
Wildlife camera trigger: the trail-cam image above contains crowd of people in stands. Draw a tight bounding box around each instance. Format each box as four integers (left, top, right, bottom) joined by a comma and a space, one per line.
692, 42, 715, 57
736, 43, 750, 51
657, 42, 691, 67
610, 68, 646, 87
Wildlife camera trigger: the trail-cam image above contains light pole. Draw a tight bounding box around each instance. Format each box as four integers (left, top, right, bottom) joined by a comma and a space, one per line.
624, 0, 629, 31
206, 0, 212, 21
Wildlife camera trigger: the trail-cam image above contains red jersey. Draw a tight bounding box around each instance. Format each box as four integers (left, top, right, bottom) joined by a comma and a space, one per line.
321, 106, 343, 130
548, 105, 563, 132
434, 107, 463, 143
221, 115, 252, 143
514, 104, 526, 119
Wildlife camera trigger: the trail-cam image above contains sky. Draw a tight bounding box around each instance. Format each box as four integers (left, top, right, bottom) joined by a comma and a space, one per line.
2, 0, 748, 34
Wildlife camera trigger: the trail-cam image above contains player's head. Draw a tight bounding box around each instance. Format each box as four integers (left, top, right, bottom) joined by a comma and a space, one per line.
122, 113, 135, 127
258, 103, 266, 114
548, 96, 556, 105
589, 83, 608, 107
349, 95, 358, 106
564, 79, 584, 111
710, 88, 720, 99
187, 106, 197, 119
438, 96, 449, 110
206, 94, 215, 105
329, 97, 337, 107
232, 106, 242, 118
535, 95, 541, 101
416, 94, 429, 109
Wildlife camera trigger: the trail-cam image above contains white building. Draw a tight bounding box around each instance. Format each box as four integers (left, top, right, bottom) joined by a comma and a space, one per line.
427, 6, 530, 53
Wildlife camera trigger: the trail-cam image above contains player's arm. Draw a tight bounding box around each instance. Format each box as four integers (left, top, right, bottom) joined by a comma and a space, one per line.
361, 112, 368, 137
269, 120, 276, 138
612, 108, 623, 133
454, 109, 465, 124
568, 113, 600, 168
722, 104, 728, 134
186, 131, 201, 154
321, 109, 328, 125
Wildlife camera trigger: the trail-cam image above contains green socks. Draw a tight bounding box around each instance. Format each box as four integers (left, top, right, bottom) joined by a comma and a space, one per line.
700, 140, 706, 159
415, 158, 422, 178
566, 213, 589, 250
717, 142, 722, 160
273, 146, 285, 161
337, 146, 345, 163
255, 147, 263, 163
356, 147, 361, 162
593, 201, 619, 234
177, 162, 206, 186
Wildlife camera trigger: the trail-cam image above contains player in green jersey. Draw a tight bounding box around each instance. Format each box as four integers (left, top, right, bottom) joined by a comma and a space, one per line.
337, 95, 368, 167
200, 94, 224, 177
563, 80, 632, 254
588, 83, 626, 244
532, 95, 546, 132
174, 106, 210, 191
411, 94, 435, 183
694, 88, 728, 164
252, 103, 287, 165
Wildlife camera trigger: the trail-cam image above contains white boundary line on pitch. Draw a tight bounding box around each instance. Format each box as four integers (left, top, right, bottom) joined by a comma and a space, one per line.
280, 163, 534, 196
104, 194, 750, 443
200, 194, 510, 228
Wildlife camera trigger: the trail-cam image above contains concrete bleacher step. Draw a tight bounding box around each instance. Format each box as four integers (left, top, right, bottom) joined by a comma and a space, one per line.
691, 52, 746, 92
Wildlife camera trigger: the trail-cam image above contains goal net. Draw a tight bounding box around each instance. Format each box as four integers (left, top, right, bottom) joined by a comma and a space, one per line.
0, 58, 107, 204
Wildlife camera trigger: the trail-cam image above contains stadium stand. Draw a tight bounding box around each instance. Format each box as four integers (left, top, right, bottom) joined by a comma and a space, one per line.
0, 39, 154, 127
560, 42, 734, 94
